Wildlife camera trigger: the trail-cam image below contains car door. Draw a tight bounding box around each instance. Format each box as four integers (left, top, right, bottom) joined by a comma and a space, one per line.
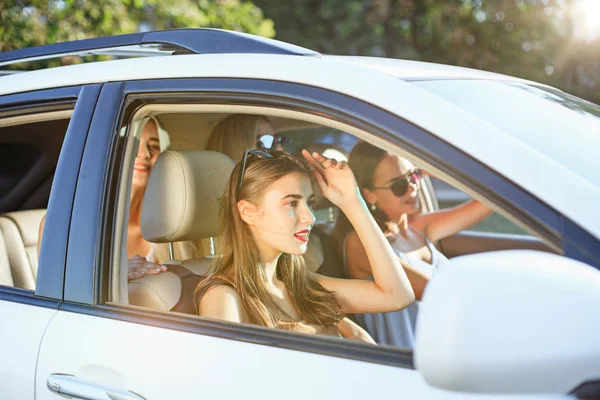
0, 84, 100, 399
33, 76, 576, 400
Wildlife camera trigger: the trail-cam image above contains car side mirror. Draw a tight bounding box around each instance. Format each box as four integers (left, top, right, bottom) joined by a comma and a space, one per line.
415, 250, 600, 395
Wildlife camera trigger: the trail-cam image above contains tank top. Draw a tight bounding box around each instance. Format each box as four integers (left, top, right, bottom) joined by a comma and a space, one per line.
195, 274, 341, 337
345, 228, 449, 349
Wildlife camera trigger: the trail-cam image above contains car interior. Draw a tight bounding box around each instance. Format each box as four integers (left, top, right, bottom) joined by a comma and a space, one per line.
0, 105, 560, 347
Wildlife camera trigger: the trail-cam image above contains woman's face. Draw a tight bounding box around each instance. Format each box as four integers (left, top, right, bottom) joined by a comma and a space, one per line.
364, 154, 420, 222
132, 120, 161, 189
245, 172, 316, 260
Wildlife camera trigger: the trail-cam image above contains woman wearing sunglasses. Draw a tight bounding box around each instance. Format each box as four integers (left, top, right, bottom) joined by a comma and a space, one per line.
333, 141, 492, 348
194, 149, 415, 339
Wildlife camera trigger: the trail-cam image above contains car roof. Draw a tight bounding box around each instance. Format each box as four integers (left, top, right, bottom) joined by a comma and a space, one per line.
0, 52, 536, 96
323, 55, 534, 83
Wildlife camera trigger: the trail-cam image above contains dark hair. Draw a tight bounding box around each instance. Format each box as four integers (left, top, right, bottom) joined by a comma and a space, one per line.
332, 141, 390, 248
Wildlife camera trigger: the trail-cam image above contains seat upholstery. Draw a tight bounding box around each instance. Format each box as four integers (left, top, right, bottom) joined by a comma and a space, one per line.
128, 150, 235, 312
0, 228, 14, 287
0, 209, 46, 290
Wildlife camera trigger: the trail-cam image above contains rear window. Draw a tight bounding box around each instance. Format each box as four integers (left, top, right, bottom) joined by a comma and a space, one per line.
413, 80, 600, 187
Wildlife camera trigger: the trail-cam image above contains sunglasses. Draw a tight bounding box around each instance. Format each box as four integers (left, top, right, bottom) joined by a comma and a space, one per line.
237, 148, 275, 200
372, 169, 422, 197
256, 134, 288, 150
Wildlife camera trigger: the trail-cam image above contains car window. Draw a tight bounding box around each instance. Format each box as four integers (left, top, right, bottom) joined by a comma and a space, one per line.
0, 116, 71, 291
105, 101, 555, 356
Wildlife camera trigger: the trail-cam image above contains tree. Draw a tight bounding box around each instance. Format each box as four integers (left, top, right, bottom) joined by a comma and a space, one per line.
0, 0, 274, 67
253, 0, 600, 104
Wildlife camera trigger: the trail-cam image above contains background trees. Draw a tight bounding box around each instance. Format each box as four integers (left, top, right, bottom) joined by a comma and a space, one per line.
253, 0, 600, 103
1, 0, 598, 103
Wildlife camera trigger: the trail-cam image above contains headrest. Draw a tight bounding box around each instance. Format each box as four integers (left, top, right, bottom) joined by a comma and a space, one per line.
141, 150, 235, 242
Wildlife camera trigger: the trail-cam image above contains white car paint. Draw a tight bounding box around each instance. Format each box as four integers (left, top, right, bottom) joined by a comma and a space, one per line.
35, 310, 566, 400
0, 301, 57, 399
0, 53, 596, 238
324, 55, 540, 83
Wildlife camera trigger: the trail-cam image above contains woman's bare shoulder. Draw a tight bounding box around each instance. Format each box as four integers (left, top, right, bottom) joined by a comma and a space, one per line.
196, 277, 244, 323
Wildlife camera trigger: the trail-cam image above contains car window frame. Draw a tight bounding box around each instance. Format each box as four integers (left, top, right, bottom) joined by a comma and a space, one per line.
0, 84, 101, 306
61, 77, 599, 370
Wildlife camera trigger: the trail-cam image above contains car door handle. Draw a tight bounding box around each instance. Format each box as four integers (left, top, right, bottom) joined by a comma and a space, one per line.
47, 373, 146, 400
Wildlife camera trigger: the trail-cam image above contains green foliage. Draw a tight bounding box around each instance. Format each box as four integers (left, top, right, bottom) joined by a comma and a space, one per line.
253, 0, 600, 104
0, 0, 274, 66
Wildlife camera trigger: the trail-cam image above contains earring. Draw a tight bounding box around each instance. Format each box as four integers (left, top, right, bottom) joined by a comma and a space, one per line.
370, 202, 377, 211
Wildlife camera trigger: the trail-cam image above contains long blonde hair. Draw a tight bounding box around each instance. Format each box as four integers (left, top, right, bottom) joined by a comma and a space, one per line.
195, 151, 344, 327
205, 114, 269, 162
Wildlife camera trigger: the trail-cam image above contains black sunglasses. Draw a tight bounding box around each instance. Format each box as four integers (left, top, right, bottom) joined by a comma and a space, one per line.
372, 169, 422, 197
256, 134, 288, 150
237, 148, 274, 200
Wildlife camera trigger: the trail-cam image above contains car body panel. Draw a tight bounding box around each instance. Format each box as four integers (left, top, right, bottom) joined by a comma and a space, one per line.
35, 310, 566, 400
0, 300, 56, 399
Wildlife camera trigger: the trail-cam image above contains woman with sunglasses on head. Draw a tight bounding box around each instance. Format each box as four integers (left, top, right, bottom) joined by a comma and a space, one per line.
333, 141, 492, 348
194, 149, 415, 339
204, 115, 376, 343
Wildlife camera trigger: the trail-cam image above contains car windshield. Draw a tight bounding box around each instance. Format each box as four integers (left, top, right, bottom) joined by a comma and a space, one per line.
413, 79, 600, 187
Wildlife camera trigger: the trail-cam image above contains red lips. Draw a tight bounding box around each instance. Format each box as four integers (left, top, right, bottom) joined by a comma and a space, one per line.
294, 229, 310, 243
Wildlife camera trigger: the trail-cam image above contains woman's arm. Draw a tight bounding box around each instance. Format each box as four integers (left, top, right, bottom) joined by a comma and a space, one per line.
345, 231, 431, 300
338, 317, 376, 344
302, 150, 415, 314
413, 200, 493, 242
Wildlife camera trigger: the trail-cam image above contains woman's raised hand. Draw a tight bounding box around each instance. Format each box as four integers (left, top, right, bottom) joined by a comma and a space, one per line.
302, 149, 360, 209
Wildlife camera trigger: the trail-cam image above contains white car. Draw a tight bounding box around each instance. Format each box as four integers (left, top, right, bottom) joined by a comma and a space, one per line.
0, 29, 598, 399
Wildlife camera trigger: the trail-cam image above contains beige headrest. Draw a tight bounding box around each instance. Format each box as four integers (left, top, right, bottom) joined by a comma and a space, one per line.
141, 150, 235, 242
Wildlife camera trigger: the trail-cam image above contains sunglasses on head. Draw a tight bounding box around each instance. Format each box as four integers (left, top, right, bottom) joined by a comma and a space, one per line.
372, 169, 422, 197
237, 148, 275, 200
256, 134, 288, 150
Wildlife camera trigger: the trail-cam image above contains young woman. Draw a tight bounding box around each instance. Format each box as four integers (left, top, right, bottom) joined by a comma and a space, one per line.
334, 141, 492, 347
205, 114, 284, 159
37, 117, 196, 280
206, 116, 376, 341
194, 149, 415, 338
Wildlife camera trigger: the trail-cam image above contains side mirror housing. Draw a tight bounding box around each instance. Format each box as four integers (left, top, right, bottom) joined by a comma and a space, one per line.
415, 250, 600, 394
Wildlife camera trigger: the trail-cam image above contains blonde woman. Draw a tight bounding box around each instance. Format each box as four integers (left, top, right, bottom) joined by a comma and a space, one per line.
205, 114, 283, 159
37, 118, 195, 280
126, 117, 197, 280
195, 149, 415, 339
